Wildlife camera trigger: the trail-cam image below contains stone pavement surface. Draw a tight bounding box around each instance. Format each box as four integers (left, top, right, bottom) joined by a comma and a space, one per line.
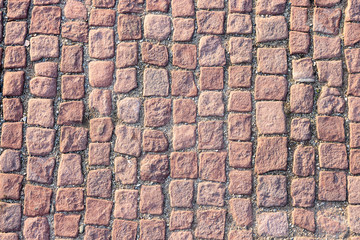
0, 0, 360, 239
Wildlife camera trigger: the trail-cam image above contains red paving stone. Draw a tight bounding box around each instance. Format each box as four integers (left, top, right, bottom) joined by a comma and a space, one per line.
0, 1, 357, 239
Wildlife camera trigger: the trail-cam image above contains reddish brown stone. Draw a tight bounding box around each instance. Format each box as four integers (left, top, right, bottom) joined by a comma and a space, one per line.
140, 185, 164, 215
291, 178, 315, 207
198, 92, 224, 117
28, 99, 54, 128
34, 62, 57, 78
292, 208, 315, 232
229, 198, 252, 227
114, 68, 137, 93
256, 101, 286, 134
171, 70, 197, 97
256, 16, 288, 42
55, 188, 84, 212
29, 6, 61, 34
114, 156, 137, 184
89, 143, 110, 166
348, 176, 360, 204
141, 42, 168, 67
170, 152, 197, 179
118, 0, 143, 12
198, 0, 224, 8
229, 0, 252, 12
116, 42, 137, 68
255, 75, 287, 101
290, 7, 309, 32
3, 71, 25, 96
57, 154, 83, 186
3, 98, 23, 122
228, 230, 253, 240
349, 97, 360, 122
172, 0, 194, 17
89, 61, 114, 87
140, 219, 165, 240
89, 9, 116, 27
64, 0, 86, 20
57, 101, 84, 125
0, 173, 23, 200
94, 0, 114, 7
34, 0, 60, 4
229, 65, 252, 88
258, 212, 288, 237
317, 208, 347, 236
172, 44, 197, 69
1, 122, 22, 149
24, 184, 52, 216
199, 35, 226, 66
117, 14, 142, 40
144, 98, 171, 127
198, 121, 224, 150
62, 21, 88, 42
173, 125, 196, 150
351, 123, 360, 148
112, 220, 138, 240
0, 203, 21, 232
143, 68, 169, 96
228, 113, 252, 141
60, 45, 83, 73
317, 88, 345, 115
0, 149, 21, 172
199, 67, 223, 90
147, 0, 169, 11
227, 14, 252, 34
169, 210, 193, 230
61, 75, 84, 100
256, 0, 286, 14
319, 143, 347, 169
229, 37, 252, 64
290, 84, 314, 113
90, 117, 113, 142
89, 89, 112, 116
229, 170, 252, 195
142, 129, 168, 152
7, 0, 30, 19
197, 181, 225, 206
348, 205, 360, 234
89, 28, 114, 59
317, 116, 345, 142
197, 11, 225, 34
313, 35, 341, 60
87, 169, 112, 198
199, 151, 226, 182
228, 91, 252, 112
140, 154, 169, 183
173, 18, 194, 41
346, 49, 360, 74
173, 99, 196, 124
350, 149, 360, 174
315, 0, 339, 6
318, 171, 346, 201
26, 127, 55, 156
87, 227, 113, 240
257, 48, 287, 74
114, 189, 138, 219
195, 210, 226, 240
144, 15, 171, 40
4, 46, 26, 69
84, 198, 113, 226
5, 21, 27, 45
169, 231, 193, 240
291, 118, 311, 141
257, 175, 287, 207
23, 217, 50, 240
27, 157, 55, 184
114, 125, 141, 157
54, 214, 80, 238
314, 8, 341, 35
169, 180, 194, 207
316, 60, 343, 87
290, 31, 310, 55
229, 141, 252, 168
292, 58, 314, 82
344, 22, 360, 46
60, 126, 88, 153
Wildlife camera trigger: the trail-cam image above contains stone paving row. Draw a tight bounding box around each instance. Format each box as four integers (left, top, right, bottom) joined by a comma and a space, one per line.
1, 0, 360, 239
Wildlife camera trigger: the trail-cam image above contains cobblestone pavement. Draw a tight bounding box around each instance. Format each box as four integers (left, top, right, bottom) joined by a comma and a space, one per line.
1, 0, 360, 239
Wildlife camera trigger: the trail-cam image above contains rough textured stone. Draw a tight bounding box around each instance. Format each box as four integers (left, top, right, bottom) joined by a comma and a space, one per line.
144, 98, 171, 127
60, 45, 83, 73
141, 42, 168, 67
172, 44, 197, 69
24, 184, 52, 217
228, 113, 252, 141
3, 71, 25, 96
62, 21, 88, 42
117, 14, 142, 40
292, 58, 314, 82
54, 214, 80, 238
4, 46, 26, 69
317, 116, 345, 142
116, 42, 138, 68
292, 208, 315, 232
55, 188, 84, 212
61, 75, 84, 100
350, 149, 360, 174
173, 99, 196, 123
291, 118, 311, 141
143, 68, 169, 96
87, 169, 112, 198
57, 101, 84, 125
258, 212, 288, 237
229, 141, 252, 168
64, 0, 86, 20
199, 92, 224, 117
90, 9, 116, 26
29, 6, 61, 34
319, 143, 348, 169
26, 127, 55, 156
169, 210, 193, 230
257, 175, 287, 207
255, 137, 287, 174
227, 14, 252, 34
60, 126, 88, 153
257, 48, 287, 74
198, 121, 224, 150
114, 68, 137, 93
229, 37, 252, 63
117, 97, 141, 123
57, 154, 83, 186
5, 21, 27, 45
89, 61, 114, 87
255, 75, 287, 100
313, 35, 341, 60
7, 0, 30, 19
173, 125, 196, 150
23, 217, 50, 240
142, 129, 168, 152
144, 15, 171, 40
290, 7, 309, 32
89, 117, 113, 142
199, 151, 226, 182
140, 154, 169, 183
229, 198, 252, 227
317, 87, 345, 114
89, 28, 115, 59
171, 70, 197, 97
195, 210, 226, 240
289, 31, 310, 54
3, 98, 23, 122
84, 198, 112, 226
318, 171, 346, 201
173, 18, 195, 41
140, 185, 164, 215
229, 65, 252, 88
317, 60, 343, 87
290, 84, 314, 113
291, 178, 315, 207
140, 219, 166, 240
27, 157, 55, 184
197, 182, 225, 206
197, 11, 225, 34
317, 208, 347, 236
112, 220, 137, 240
348, 176, 360, 204
229, 170, 252, 195
256, 16, 288, 42
114, 156, 137, 184
314, 8, 341, 35
172, 0, 194, 17
114, 189, 138, 219
169, 180, 194, 207
256, 101, 286, 134
114, 125, 141, 157
229, 0, 252, 12
0, 173, 23, 200
170, 152, 198, 179
0, 150, 21, 172
0, 202, 21, 232
89, 89, 112, 116
199, 35, 226, 66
